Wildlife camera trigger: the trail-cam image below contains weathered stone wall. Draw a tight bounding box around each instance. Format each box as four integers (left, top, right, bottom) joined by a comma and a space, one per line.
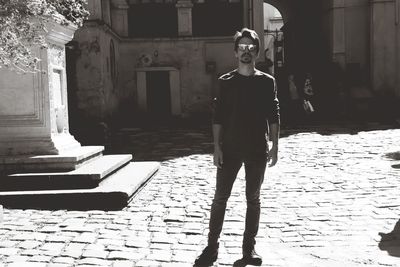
119, 37, 236, 116
323, 0, 400, 99
344, 0, 369, 73
72, 24, 121, 121
371, 0, 400, 97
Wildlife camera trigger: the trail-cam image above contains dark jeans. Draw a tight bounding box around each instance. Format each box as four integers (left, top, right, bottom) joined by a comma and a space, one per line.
207, 153, 267, 250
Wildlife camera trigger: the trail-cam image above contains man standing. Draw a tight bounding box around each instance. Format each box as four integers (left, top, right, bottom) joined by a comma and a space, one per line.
194, 28, 280, 267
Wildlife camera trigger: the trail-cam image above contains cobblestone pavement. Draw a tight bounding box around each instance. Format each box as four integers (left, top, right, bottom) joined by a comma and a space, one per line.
1, 122, 400, 267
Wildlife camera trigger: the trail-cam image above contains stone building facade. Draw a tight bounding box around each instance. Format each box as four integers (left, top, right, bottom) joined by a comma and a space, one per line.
68, 0, 400, 131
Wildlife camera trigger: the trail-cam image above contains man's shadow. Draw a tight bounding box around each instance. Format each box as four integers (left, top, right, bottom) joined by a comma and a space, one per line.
385, 152, 400, 169
379, 219, 400, 257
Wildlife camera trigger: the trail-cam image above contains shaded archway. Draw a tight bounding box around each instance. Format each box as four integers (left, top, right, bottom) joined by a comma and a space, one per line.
261, 0, 330, 123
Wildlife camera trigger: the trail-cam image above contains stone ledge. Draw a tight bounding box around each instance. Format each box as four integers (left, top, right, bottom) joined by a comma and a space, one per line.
0, 154, 132, 191
0, 146, 104, 173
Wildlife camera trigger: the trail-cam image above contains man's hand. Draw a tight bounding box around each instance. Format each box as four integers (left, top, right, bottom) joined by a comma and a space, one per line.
268, 146, 278, 167
213, 146, 223, 168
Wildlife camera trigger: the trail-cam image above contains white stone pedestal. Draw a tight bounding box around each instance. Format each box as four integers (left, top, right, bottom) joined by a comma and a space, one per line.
0, 18, 98, 172
0, 16, 160, 210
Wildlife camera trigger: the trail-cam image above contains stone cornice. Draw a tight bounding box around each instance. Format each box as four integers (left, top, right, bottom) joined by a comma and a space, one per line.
82, 20, 122, 41
46, 17, 78, 46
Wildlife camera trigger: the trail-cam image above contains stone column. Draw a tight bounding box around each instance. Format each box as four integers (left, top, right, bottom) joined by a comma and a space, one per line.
252, 0, 265, 59
0, 19, 81, 156
331, 0, 346, 68
370, 0, 398, 95
176, 0, 193, 36
111, 0, 129, 37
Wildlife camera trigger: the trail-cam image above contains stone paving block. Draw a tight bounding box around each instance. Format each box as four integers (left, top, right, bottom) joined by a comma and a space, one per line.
45, 235, 74, 243
146, 250, 172, 262
41, 242, 65, 251
61, 225, 98, 233
3, 255, 30, 263
19, 249, 43, 256
149, 243, 171, 250
111, 261, 135, 267
108, 251, 143, 261
152, 233, 176, 244
59, 219, 87, 227
81, 249, 109, 259
125, 240, 149, 248
9, 233, 36, 241
72, 233, 97, 243
52, 256, 76, 264
299, 241, 328, 247
178, 235, 203, 245
105, 245, 132, 252
60, 249, 84, 259
0, 240, 19, 248
0, 247, 19, 256
77, 257, 112, 266
24, 233, 47, 242
7, 263, 47, 267
106, 223, 128, 231
134, 260, 160, 267
172, 250, 197, 263
47, 264, 73, 267
18, 241, 42, 249
38, 226, 60, 233
17, 225, 38, 231
29, 255, 53, 262
166, 227, 184, 234
172, 243, 200, 251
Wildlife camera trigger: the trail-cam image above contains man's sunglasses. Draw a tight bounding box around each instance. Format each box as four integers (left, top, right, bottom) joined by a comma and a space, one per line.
238, 44, 257, 52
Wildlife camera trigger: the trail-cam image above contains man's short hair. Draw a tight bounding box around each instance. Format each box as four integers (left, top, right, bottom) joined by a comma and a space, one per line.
234, 28, 260, 53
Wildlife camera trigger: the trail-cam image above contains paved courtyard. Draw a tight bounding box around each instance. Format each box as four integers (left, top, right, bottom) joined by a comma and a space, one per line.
1, 122, 400, 266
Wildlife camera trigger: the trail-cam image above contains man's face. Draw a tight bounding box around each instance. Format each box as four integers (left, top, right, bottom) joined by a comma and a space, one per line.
235, 37, 258, 64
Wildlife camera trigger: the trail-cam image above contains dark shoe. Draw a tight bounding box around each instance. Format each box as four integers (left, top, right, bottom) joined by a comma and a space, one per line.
194, 244, 219, 266
242, 248, 262, 266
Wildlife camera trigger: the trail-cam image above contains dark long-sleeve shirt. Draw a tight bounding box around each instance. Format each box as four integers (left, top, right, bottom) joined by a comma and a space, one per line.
213, 69, 280, 156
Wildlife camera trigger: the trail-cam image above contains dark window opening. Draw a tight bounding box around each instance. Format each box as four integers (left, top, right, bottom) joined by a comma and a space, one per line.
146, 71, 171, 118
128, 3, 178, 38
192, 1, 243, 37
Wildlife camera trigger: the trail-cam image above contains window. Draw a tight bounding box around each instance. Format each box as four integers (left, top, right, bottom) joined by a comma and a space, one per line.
128, 3, 178, 38
192, 0, 243, 37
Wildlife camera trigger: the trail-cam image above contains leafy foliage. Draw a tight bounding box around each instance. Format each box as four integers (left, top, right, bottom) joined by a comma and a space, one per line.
0, 0, 89, 72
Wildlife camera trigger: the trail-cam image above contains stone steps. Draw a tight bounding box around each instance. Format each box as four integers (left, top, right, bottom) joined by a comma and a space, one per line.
0, 154, 133, 191
0, 161, 160, 210
0, 146, 104, 173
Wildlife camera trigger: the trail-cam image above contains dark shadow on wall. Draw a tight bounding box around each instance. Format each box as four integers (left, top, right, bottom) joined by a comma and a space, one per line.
379, 220, 400, 257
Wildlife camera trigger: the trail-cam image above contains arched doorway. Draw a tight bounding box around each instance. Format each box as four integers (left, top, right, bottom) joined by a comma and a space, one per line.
260, 0, 329, 123
261, 2, 284, 77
